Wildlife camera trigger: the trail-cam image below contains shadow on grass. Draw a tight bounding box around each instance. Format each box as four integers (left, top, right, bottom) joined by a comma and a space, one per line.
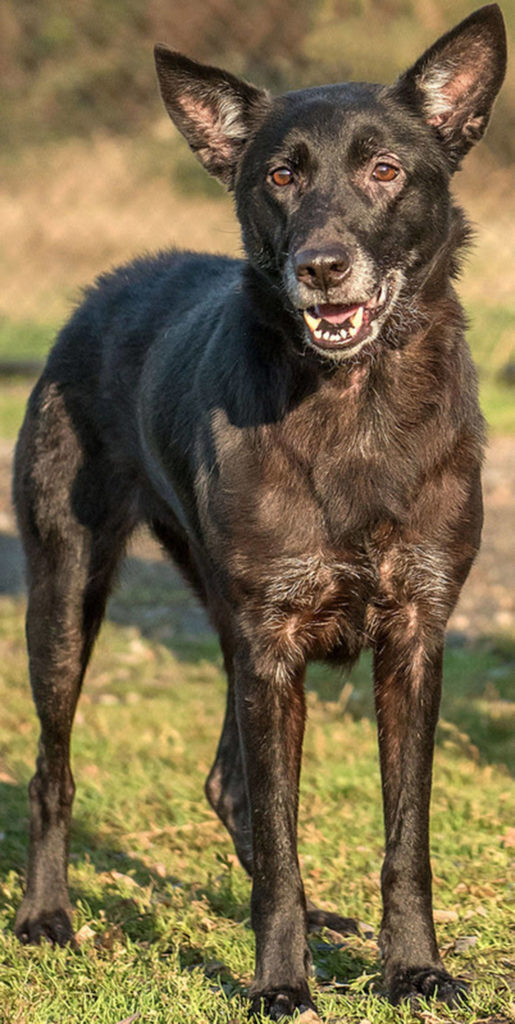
108, 553, 515, 776
0, 780, 378, 1000
1, 536, 513, 772
0, 778, 241, 946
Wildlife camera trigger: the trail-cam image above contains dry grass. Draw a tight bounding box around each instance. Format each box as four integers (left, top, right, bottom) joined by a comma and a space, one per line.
454, 157, 515, 309
0, 128, 240, 323
1, 129, 514, 331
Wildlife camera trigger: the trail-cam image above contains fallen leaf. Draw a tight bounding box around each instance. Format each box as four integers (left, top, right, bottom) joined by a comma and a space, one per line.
106, 870, 138, 887
433, 908, 458, 923
95, 924, 124, 950
75, 924, 96, 945
453, 882, 468, 894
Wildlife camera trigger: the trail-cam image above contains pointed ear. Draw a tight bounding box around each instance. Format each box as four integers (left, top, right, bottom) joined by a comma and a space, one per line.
154, 46, 272, 187
394, 4, 507, 168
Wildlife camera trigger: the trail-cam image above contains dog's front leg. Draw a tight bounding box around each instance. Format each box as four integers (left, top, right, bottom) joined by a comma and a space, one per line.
373, 631, 467, 1005
232, 649, 317, 1019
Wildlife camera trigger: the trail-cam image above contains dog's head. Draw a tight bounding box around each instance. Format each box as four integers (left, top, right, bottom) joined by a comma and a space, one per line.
155, 5, 506, 361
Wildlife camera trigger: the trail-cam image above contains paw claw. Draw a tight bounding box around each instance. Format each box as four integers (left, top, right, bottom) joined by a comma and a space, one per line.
249, 987, 318, 1020
389, 966, 469, 1006
15, 904, 75, 948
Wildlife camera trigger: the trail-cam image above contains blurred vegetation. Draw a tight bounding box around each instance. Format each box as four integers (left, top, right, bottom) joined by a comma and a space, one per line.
0, 1, 513, 423
1, 0, 513, 161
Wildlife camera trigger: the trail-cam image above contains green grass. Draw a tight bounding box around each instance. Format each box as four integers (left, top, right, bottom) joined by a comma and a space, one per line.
479, 380, 515, 435
466, 304, 515, 369
0, 382, 29, 440
0, 320, 55, 363
0, 575, 513, 1023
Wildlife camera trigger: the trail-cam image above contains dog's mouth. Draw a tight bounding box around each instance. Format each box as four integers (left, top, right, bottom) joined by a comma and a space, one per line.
302, 281, 388, 352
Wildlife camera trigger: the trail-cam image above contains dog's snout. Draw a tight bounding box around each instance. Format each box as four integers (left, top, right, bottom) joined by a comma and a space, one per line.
294, 246, 351, 293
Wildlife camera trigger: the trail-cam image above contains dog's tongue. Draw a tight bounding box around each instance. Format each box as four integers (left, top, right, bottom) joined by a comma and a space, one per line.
315, 302, 361, 325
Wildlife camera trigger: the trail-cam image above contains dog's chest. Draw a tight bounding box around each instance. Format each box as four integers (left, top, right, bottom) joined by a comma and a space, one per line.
210, 369, 418, 553
257, 550, 374, 666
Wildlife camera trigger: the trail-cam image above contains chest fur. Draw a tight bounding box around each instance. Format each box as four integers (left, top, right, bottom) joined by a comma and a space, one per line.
238, 538, 456, 685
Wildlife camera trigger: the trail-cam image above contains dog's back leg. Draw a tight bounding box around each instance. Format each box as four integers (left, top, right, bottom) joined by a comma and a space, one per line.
205, 640, 254, 875
13, 380, 137, 944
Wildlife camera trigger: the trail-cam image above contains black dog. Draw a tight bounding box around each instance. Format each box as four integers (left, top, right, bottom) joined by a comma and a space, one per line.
13, 5, 506, 1019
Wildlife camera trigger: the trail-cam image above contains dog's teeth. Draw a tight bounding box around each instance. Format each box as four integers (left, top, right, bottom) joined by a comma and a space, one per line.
349, 306, 364, 333
303, 310, 321, 332
314, 329, 323, 339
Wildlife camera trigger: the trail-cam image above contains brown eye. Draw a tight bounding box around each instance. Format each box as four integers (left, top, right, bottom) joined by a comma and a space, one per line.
270, 167, 293, 187
372, 162, 399, 183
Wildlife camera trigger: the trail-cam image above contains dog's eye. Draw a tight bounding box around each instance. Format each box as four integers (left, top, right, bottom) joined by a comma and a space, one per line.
372, 162, 399, 183
270, 167, 294, 187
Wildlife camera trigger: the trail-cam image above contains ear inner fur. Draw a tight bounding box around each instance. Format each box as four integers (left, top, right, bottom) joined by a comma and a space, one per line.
394, 4, 507, 167
154, 44, 271, 185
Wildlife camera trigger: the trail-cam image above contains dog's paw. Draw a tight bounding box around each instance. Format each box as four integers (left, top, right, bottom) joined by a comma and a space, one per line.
388, 965, 468, 1006
15, 901, 75, 947
249, 986, 319, 1020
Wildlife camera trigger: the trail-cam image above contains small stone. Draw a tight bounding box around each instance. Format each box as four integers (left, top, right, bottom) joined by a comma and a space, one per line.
454, 935, 478, 953
204, 960, 226, 977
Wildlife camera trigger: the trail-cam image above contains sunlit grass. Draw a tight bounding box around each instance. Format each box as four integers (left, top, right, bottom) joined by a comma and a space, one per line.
0, 577, 513, 1023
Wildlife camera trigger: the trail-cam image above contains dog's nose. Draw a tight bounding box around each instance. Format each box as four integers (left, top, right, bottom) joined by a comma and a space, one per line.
294, 246, 351, 292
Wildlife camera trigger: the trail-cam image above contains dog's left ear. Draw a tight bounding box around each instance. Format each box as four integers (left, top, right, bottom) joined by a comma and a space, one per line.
154, 46, 272, 187
395, 4, 507, 167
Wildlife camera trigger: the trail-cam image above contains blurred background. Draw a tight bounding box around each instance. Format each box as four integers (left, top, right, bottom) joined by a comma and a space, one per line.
0, 0, 513, 419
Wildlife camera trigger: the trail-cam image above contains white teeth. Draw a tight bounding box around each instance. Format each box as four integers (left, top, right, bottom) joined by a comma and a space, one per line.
303, 310, 321, 331
348, 306, 364, 333
313, 328, 351, 344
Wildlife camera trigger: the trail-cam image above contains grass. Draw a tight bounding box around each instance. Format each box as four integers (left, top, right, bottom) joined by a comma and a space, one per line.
0, 320, 55, 363
0, 559, 513, 1023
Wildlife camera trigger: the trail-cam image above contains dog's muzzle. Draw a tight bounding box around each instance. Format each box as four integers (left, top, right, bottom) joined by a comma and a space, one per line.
286, 242, 395, 357
302, 280, 389, 352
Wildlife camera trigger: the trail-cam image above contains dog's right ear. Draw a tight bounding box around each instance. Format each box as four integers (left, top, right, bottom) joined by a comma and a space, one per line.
154, 46, 272, 188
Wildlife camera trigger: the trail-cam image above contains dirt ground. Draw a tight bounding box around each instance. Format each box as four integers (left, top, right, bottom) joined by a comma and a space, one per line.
0, 435, 513, 642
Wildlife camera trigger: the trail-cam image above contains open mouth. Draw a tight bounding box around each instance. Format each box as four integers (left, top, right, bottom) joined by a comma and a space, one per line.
302, 281, 388, 352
